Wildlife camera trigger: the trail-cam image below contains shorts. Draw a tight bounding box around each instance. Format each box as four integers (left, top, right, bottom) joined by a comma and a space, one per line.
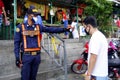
91, 75, 108, 80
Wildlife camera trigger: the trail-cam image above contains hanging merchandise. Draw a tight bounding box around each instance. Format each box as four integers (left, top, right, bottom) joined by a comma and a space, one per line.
50, 8, 55, 16
25, 1, 45, 16
71, 3, 86, 16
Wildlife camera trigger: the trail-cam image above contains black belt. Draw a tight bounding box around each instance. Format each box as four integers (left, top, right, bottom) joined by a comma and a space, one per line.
24, 51, 40, 55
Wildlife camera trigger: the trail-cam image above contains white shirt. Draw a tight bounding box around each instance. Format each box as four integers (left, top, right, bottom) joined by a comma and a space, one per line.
71, 22, 79, 39
88, 30, 108, 77
79, 26, 86, 36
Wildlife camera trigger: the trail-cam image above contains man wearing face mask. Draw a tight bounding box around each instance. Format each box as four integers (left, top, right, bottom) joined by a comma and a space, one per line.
14, 8, 72, 80
24, 5, 43, 25
83, 16, 108, 80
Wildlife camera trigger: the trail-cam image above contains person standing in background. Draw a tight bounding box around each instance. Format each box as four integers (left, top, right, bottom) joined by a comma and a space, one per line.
71, 17, 79, 39
83, 16, 108, 80
58, 9, 69, 39
0, 0, 8, 27
116, 17, 120, 38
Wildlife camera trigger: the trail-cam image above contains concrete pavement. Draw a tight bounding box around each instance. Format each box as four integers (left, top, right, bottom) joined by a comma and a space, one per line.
11, 66, 85, 80
47, 72, 84, 80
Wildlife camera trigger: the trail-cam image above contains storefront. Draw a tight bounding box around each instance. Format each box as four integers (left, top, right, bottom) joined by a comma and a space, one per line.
16, 0, 85, 23
17, 0, 71, 23
0, 0, 85, 40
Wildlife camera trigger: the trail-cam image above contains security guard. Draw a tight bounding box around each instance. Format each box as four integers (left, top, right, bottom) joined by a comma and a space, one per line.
24, 5, 43, 25
14, 8, 71, 80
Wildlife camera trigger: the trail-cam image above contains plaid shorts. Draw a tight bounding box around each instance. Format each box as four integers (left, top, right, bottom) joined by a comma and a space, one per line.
0, 14, 3, 27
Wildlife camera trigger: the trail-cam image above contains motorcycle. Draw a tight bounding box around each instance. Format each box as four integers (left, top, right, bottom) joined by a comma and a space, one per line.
111, 39, 120, 55
71, 40, 120, 79
108, 40, 120, 79
108, 40, 119, 59
71, 41, 88, 74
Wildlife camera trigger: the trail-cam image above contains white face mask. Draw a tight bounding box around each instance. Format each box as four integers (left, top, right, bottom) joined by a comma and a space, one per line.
33, 17, 38, 23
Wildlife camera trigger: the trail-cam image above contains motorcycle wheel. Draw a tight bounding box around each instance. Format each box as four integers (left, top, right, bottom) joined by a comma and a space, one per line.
71, 62, 87, 74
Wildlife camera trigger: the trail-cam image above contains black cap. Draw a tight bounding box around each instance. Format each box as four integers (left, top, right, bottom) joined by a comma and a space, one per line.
27, 8, 40, 15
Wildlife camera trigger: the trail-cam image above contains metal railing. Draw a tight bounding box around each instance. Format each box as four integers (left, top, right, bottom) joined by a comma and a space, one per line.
0, 22, 14, 40
41, 33, 68, 80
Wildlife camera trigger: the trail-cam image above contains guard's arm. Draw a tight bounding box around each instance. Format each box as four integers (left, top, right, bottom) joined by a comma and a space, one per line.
14, 24, 22, 60
40, 24, 71, 33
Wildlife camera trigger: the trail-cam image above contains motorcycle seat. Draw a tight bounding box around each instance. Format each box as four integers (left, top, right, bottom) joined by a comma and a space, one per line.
108, 59, 120, 67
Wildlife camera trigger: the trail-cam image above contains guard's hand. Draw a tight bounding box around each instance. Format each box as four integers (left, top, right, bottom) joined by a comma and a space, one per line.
67, 25, 72, 29
16, 59, 23, 68
65, 25, 72, 32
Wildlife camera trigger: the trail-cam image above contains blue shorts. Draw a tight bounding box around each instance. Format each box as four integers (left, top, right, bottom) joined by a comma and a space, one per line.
63, 20, 68, 35
91, 75, 108, 80
0, 14, 3, 27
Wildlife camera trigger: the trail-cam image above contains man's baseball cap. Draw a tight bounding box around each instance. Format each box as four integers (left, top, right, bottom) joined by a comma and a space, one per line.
27, 8, 40, 15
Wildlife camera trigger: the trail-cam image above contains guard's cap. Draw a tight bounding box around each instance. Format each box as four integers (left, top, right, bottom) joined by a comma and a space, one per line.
27, 8, 40, 15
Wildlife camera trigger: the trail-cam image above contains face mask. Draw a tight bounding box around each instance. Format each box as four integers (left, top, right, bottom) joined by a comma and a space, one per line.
32, 17, 38, 23
84, 28, 90, 35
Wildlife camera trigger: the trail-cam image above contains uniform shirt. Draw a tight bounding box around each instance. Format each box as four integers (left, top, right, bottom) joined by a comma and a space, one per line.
0, 0, 4, 15
88, 30, 108, 77
14, 22, 67, 59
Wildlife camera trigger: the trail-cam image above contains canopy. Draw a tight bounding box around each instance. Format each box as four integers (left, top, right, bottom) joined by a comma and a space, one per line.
29, 0, 85, 8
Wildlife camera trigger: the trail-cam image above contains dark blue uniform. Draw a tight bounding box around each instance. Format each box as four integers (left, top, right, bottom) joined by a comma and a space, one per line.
14, 22, 67, 80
